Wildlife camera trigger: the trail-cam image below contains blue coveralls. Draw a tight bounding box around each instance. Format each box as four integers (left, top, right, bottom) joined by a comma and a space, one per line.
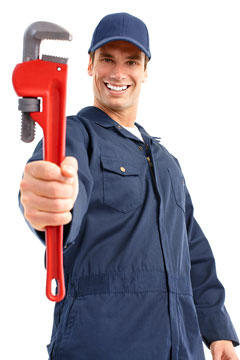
20, 106, 239, 359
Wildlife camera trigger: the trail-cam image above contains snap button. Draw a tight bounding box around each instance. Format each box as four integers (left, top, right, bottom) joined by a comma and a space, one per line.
120, 166, 126, 172
117, 125, 121, 128
138, 146, 143, 150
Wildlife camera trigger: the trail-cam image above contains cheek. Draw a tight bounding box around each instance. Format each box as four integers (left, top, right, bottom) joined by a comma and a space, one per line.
93, 72, 102, 94
94, 69, 107, 88
134, 76, 144, 91
132, 69, 145, 87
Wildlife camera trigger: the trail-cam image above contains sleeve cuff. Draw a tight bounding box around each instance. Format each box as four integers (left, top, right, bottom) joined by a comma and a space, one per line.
197, 309, 240, 349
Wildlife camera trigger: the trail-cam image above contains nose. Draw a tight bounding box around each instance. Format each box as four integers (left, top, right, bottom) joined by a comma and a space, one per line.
110, 64, 126, 81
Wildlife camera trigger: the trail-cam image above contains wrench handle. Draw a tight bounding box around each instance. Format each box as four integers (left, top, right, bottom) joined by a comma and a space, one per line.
43, 76, 67, 302
46, 226, 65, 301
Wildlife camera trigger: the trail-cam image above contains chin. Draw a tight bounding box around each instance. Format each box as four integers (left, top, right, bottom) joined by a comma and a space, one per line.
105, 100, 130, 111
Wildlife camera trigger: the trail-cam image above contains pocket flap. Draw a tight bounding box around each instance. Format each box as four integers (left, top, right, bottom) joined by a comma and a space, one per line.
167, 167, 186, 212
100, 156, 143, 176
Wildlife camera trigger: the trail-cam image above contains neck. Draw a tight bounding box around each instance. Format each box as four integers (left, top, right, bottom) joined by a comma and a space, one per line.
93, 100, 137, 127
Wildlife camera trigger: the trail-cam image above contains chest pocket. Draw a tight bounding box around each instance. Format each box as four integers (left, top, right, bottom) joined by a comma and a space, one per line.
100, 156, 144, 213
167, 167, 186, 213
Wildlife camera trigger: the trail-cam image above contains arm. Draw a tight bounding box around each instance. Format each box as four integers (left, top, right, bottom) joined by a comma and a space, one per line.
19, 117, 94, 250
173, 156, 239, 350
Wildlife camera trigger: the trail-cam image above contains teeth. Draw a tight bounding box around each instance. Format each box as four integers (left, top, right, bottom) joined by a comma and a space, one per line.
106, 83, 128, 91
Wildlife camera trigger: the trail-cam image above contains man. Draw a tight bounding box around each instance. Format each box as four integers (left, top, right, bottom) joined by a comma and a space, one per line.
19, 12, 239, 359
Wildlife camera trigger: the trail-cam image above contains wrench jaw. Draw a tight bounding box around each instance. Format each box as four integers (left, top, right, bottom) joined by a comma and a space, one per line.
19, 98, 40, 142
16, 21, 72, 143
23, 21, 72, 62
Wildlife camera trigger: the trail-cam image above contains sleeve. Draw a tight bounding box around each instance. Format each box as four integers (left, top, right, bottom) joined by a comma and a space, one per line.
173, 156, 239, 349
18, 116, 94, 252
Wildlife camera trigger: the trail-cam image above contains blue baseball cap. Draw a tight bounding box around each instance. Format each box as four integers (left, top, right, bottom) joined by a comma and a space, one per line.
88, 12, 151, 60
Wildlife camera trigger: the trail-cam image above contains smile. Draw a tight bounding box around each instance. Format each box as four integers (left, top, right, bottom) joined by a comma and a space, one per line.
104, 82, 130, 92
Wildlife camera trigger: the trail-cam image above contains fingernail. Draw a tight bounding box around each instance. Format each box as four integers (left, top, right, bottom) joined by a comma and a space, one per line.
65, 177, 74, 184
63, 165, 75, 175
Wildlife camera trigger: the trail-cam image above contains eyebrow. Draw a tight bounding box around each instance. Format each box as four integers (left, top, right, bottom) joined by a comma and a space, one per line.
126, 54, 142, 61
99, 52, 114, 58
98, 52, 143, 61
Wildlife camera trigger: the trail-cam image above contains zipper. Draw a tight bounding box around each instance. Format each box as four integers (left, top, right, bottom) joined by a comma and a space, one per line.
146, 156, 153, 168
144, 140, 159, 193
146, 155, 160, 201
146, 155, 157, 186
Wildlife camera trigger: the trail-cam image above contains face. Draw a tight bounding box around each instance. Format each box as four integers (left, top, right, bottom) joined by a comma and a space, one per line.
88, 40, 148, 117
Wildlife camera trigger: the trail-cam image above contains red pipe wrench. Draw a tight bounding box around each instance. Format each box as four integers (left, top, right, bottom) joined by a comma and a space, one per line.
12, 22, 72, 302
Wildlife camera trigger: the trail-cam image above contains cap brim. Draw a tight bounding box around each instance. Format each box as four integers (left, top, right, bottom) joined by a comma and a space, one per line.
88, 36, 151, 59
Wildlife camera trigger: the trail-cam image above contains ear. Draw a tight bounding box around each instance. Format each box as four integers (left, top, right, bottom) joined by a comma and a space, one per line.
142, 68, 148, 83
88, 56, 93, 76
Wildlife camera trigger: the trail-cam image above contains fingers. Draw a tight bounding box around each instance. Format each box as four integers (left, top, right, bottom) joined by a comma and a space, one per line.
24, 207, 72, 231
20, 177, 74, 199
25, 160, 72, 183
21, 191, 74, 213
60, 156, 78, 178
60, 157, 79, 203
20, 158, 79, 230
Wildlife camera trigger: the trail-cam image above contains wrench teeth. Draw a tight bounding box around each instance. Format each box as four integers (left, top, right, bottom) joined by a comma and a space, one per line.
44, 35, 72, 41
21, 113, 36, 143
41, 54, 68, 64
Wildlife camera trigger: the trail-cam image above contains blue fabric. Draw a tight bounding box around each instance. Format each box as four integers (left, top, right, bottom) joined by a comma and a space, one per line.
88, 12, 151, 59
20, 106, 239, 359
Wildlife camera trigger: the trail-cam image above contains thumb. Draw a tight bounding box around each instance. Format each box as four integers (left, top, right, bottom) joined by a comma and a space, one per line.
60, 156, 78, 178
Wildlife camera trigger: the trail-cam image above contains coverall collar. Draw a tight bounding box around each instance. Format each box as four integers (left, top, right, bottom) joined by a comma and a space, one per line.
77, 106, 161, 144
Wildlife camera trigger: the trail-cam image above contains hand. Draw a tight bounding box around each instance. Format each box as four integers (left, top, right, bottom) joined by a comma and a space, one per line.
210, 340, 239, 360
20, 156, 79, 231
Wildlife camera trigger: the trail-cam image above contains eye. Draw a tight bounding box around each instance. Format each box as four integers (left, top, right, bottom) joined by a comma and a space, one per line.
127, 60, 137, 66
101, 58, 113, 63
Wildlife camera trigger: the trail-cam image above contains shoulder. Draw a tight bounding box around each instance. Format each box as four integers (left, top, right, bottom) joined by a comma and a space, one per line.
66, 109, 93, 146
156, 141, 182, 169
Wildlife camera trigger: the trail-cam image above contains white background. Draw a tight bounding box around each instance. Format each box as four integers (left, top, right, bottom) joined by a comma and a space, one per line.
0, 0, 239, 359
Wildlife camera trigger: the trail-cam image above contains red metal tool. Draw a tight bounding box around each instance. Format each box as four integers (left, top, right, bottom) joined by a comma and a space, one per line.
12, 22, 72, 302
